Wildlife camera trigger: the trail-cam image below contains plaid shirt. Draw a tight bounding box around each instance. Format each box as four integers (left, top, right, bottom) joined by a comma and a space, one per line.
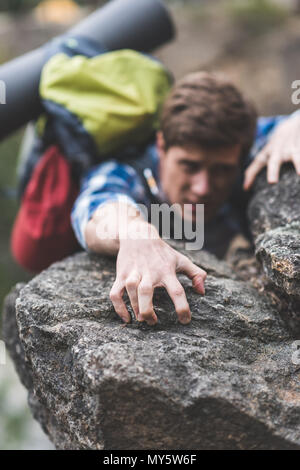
71, 114, 292, 252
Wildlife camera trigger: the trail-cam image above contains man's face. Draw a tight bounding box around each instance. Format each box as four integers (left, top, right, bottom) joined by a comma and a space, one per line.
157, 132, 242, 222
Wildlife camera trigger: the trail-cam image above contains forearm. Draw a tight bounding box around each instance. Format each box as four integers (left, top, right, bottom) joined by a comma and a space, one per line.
84, 201, 152, 256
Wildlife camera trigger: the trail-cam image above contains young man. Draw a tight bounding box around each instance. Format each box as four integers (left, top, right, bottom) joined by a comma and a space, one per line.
71, 72, 300, 327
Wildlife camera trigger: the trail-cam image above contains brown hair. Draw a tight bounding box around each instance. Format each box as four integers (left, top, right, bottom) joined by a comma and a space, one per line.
160, 71, 257, 158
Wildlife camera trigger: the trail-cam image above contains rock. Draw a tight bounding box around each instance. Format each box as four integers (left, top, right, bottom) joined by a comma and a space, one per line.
1, 283, 31, 390
247, 164, 300, 331
255, 223, 300, 296
2, 248, 300, 450
248, 165, 300, 239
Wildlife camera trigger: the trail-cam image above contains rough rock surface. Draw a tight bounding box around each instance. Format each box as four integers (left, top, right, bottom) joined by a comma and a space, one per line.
3, 163, 300, 450
248, 165, 300, 331
2, 246, 300, 450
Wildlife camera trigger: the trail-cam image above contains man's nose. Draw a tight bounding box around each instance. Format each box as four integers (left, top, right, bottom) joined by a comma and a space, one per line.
190, 169, 210, 196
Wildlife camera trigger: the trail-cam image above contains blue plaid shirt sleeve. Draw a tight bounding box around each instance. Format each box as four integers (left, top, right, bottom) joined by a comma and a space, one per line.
71, 159, 147, 250
248, 109, 300, 164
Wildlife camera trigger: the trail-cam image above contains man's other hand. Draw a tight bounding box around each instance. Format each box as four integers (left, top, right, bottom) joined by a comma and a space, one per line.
109, 219, 207, 326
243, 113, 300, 190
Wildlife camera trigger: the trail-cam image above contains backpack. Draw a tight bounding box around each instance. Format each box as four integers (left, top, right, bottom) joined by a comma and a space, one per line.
12, 35, 172, 272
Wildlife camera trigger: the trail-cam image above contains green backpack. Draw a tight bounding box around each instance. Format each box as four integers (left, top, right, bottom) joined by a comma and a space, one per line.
40, 46, 172, 156
18, 36, 172, 195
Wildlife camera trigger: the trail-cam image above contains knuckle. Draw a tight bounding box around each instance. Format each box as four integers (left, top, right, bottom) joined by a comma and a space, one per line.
257, 152, 266, 161
125, 278, 138, 290
193, 269, 206, 280
257, 155, 268, 165
198, 265, 207, 275
109, 289, 119, 302
138, 284, 153, 295
176, 253, 190, 270
180, 252, 190, 262
172, 285, 185, 297
269, 153, 281, 162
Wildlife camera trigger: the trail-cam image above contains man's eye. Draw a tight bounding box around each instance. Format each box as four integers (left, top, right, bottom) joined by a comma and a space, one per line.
182, 163, 200, 173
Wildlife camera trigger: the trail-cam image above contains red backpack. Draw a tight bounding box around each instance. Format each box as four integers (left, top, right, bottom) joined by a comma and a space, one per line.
11, 145, 80, 272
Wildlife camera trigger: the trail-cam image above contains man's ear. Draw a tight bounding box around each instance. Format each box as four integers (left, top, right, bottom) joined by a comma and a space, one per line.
156, 131, 166, 159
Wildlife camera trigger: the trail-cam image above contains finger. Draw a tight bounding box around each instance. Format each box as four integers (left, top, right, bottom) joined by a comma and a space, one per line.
292, 152, 300, 175
176, 254, 207, 295
137, 278, 157, 325
125, 273, 141, 320
163, 275, 191, 324
243, 151, 268, 190
110, 282, 131, 323
267, 152, 282, 184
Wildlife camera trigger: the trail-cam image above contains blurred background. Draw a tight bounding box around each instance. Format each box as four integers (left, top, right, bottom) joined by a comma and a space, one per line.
0, 0, 299, 450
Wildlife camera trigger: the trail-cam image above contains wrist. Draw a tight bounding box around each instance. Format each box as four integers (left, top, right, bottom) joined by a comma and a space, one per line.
119, 219, 160, 244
